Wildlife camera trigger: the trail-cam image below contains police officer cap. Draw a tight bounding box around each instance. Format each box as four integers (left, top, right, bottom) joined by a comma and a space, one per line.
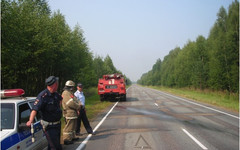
46, 76, 59, 86
77, 83, 83, 88
65, 80, 75, 87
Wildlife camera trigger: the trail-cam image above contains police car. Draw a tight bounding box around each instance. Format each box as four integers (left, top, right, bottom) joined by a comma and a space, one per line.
1, 89, 48, 150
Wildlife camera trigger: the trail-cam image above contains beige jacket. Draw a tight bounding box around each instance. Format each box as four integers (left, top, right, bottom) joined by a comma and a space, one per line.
62, 89, 81, 119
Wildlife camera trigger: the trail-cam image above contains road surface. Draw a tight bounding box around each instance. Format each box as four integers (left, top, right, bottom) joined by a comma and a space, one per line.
64, 84, 239, 150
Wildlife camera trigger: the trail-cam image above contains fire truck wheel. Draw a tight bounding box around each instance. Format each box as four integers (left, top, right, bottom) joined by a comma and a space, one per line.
100, 96, 105, 102
121, 95, 126, 101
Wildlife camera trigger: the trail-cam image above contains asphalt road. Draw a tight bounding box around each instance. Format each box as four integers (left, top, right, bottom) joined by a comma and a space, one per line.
64, 84, 239, 150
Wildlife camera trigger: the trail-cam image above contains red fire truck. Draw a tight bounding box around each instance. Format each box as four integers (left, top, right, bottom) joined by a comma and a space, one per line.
98, 74, 126, 101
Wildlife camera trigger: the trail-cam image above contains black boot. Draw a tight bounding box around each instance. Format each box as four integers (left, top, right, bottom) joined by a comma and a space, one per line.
64, 140, 73, 145
73, 137, 79, 141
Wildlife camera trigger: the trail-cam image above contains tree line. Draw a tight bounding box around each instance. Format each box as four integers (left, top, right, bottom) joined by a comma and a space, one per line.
138, 1, 239, 93
1, 0, 131, 96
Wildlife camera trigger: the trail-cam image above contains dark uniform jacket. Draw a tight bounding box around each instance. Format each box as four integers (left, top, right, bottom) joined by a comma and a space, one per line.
32, 89, 62, 122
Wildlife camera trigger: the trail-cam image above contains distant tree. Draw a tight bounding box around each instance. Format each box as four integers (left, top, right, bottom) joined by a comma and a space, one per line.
207, 3, 239, 92
161, 47, 181, 87
103, 55, 117, 74
207, 6, 227, 91
70, 25, 96, 88
93, 55, 106, 79
151, 59, 162, 85
174, 41, 194, 87
191, 36, 208, 89
225, 0, 239, 92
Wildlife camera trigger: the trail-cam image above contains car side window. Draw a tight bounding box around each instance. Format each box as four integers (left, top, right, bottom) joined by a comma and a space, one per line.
19, 103, 31, 128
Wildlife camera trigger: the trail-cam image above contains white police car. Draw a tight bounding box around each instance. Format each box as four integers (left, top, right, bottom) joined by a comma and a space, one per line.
1, 89, 48, 150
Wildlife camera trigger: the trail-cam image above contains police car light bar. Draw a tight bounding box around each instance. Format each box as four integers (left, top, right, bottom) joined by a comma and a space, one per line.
0, 89, 25, 98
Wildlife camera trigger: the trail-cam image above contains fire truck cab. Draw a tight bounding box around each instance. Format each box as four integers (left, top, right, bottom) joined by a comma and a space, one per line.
98, 74, 126, 101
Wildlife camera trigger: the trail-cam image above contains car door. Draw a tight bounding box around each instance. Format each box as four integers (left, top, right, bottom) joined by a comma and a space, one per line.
14, 102, 46, 150
9, 102, 33, 150
28, 100, 47, 150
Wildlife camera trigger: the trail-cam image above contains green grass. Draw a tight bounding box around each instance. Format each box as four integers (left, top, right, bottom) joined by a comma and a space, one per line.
84, 87, 112, 120
148, 86, 239, 112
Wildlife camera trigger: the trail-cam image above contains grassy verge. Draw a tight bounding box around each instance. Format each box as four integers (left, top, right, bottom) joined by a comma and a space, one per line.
84, 87, 112, 120
148, 86, 239, 113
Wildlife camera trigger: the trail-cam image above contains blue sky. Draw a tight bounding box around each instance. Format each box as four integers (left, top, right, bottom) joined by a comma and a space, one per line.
48, 0, 234, 81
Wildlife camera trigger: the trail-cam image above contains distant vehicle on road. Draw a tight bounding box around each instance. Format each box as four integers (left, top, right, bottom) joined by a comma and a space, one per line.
1, 89, 48, 150
98, 74, 126, 101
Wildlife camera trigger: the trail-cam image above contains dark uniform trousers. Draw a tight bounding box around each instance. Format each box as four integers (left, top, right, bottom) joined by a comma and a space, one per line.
76, 108, 93, 134
46, 123, 62, 150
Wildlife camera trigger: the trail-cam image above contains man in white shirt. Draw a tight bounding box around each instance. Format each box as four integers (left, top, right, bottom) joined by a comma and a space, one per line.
74, 83, 94, 135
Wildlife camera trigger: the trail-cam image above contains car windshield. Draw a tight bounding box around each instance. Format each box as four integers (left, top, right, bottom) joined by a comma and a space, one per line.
1, 103, 15, 130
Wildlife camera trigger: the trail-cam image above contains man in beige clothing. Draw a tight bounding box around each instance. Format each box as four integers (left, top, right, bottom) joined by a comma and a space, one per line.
62, 80, 82, 145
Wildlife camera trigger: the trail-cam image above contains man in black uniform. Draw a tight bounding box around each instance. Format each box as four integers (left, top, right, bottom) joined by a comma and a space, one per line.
26, 76, 62, 150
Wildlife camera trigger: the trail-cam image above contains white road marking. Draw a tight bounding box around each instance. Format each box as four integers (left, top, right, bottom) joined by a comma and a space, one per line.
153, 89, 239, 119
76, 101, 118, 150
154, 103, 158, 107
76, 87, 130, 150
182, 128, 208, 150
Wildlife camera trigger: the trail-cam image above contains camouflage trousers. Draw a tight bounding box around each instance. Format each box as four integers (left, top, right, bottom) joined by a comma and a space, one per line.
63, 118, 77, 141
